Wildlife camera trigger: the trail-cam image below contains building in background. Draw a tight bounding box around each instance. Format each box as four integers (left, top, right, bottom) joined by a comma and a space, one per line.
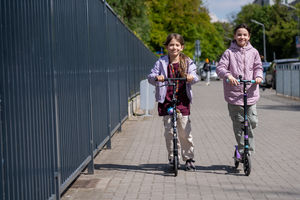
253, 0, 297, 6
290, 0, 300, 6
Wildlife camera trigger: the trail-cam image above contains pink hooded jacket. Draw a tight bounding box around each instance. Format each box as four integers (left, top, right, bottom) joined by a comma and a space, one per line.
216, 41, 263, 105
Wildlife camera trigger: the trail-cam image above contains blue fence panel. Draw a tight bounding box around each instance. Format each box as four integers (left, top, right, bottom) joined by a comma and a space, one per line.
87, 0, 109, 151
291, 64, 300, 97
277, 62, 300, 98
107, 11, 121, 133
283, 65, 291, 96
119, 27, 129, 122
0, 0, 157, 199
51, 0, 92, 191
0, 0, 57, 199
277, 65, 284, 95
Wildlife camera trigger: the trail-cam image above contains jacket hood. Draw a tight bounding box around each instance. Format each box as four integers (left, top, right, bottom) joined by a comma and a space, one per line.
229, 41, 253, 52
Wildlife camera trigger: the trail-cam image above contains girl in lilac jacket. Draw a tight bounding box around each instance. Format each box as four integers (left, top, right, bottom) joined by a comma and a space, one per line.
148, 33, 199, 171
216, 24, 263, 156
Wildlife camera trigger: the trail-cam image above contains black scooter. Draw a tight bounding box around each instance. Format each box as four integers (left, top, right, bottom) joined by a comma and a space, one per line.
231, 75, 258, 176
156, 77, 186, 176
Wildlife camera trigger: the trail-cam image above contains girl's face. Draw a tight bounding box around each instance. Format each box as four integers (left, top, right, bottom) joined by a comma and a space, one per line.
234, 28, 250, 47
166, 38, 184, 58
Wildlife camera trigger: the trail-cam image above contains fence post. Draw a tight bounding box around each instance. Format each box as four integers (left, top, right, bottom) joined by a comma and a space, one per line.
53, 70, 62, 200
86, 0, 94, 174
103, 0, 111, 149
50, 0, 61, 198
0, 93, 4, 200
87, 68, 95, 174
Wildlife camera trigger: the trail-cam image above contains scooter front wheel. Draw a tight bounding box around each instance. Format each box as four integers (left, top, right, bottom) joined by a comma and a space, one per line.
243, 154, 251, 176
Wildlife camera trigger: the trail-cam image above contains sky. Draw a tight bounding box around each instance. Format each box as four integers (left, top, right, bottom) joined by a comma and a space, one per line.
204, 0, 254, 22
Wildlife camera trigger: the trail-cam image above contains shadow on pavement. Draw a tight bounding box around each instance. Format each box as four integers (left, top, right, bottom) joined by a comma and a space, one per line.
94, 163, 176, 176
94, 164, 245, 176
257, 104, 300, 111
195, 165, 244, 176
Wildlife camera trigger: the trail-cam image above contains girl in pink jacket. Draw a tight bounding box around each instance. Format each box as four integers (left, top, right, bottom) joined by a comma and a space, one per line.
216, 24, 263, 156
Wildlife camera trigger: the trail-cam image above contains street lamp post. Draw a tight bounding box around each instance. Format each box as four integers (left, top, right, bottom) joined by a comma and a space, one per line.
194, 40, 201, 65
251, 19, 267, 62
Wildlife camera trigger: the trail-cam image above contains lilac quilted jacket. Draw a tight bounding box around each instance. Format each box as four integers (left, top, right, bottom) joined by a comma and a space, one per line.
147, 55, 199, 103
216, 41, 263, 105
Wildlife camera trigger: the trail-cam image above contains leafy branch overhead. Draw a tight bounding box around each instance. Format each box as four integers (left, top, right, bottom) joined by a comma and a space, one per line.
106, 0, 300, 61
106, 0, 226, 61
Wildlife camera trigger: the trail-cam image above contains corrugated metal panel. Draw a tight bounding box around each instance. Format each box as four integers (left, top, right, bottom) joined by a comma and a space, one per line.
277, 63, 300, 98
107, 11, 120, 132
291, 64, 300, 97
283, 65, 291, 96
1, 0, 157, 199
276, 64, 284, 94
87, 0, 109, 151
1, 0, 57, 199
51, 0, 92, 190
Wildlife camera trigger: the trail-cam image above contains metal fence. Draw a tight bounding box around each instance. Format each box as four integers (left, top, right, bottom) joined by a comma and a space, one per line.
0, 0, 157, 199
276, 62, 300, 98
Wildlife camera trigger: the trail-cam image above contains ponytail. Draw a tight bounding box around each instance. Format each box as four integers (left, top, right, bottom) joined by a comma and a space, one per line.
179, 53, 188, 78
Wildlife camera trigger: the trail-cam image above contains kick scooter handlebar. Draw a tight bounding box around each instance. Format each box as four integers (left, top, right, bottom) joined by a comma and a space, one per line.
226, 77, 263, 84
155, 77, 187, 82
226, 79, 257, 83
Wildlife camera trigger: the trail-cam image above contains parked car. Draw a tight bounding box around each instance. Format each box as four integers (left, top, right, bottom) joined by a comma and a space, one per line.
265, 58, 299, 89
210, 65, 220, 80
200, 64, 220, 81
260, 62, 271, 88
265, 62, 276, 89
196, 61, 205, 76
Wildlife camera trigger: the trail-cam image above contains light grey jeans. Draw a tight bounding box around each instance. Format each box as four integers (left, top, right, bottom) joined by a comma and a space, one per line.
163, 114, 194, 162
227, 103, 258, 154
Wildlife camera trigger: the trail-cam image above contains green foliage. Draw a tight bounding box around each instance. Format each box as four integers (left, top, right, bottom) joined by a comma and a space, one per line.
213, 22, 234, 51
106, 0, 227, 61
234, 2, 299, 60
106, 0, 150, 43
105, 0, 300, 61
146, 0, 226, 60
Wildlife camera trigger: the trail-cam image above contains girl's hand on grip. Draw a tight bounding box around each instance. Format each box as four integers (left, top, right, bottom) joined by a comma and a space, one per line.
228, 75, 239, 86
186, 74, 194, 83
255, 77, 263, 84
156, 75, 165, 82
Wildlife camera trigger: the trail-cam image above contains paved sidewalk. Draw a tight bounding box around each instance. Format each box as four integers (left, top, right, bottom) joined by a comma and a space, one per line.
62, 81, 300, 200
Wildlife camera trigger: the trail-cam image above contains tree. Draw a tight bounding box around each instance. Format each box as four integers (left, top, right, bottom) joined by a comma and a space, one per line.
106, 0, 150, 43
234, 1, 298, 60
146, 0, 225, 60
213, 22, 233, 50
106, 0, 227, 60
267, 2, 298, 58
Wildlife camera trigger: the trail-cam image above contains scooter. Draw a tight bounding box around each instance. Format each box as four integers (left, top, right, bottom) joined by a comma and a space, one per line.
230, 75, 258, 176
156, 77, 186, 176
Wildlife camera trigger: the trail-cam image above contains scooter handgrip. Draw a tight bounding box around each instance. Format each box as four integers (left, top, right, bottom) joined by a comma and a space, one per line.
226, 79, 261, 83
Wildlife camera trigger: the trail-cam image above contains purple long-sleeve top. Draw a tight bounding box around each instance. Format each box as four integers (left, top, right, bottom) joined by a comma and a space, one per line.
147, 55, 199, 104
216, 41, 263, 105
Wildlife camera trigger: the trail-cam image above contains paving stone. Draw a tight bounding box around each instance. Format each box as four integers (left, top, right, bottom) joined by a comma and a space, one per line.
62, 81, 300, 200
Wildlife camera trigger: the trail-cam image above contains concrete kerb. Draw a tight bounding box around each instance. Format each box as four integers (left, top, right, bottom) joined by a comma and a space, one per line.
128, 94, 145, 119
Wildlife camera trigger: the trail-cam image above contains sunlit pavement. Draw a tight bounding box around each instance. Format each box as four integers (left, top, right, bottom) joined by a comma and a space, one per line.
62, 81, 300, 200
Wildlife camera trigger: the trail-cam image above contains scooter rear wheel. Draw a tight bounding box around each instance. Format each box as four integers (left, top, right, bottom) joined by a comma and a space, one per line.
174, 156, 178, 177
243, 154, 251, 176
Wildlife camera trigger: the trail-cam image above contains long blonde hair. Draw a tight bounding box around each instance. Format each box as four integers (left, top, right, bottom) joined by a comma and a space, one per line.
164, 33, 188, 78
